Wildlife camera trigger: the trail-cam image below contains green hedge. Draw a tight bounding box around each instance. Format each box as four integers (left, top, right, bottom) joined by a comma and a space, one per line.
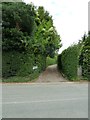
2, 51, 46, 80
58, 45, 78, 81
58, 33, 90, 81
79, 35, 90, 80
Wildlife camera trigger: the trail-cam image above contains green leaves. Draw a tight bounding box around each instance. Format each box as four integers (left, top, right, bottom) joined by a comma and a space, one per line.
33, 6, 61, 57
2, 2, 61, 56
2, 2, 36, 51
58, 31, 90, 81
79, 32, 90, 80
2, 2, 62, 79
58, 44, 78, 81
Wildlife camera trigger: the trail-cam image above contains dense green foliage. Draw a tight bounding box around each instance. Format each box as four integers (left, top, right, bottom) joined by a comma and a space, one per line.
79, 32, 90, 80
2, 2, 61, 56
2, 2, 61, 79
2, 51, 46, 79
2, 2, 36, 51
58, 45, 78, 80
58, 32, 90, 81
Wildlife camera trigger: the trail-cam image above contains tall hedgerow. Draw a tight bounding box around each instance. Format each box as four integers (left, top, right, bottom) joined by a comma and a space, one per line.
79, 32, 90, 80
58, 44, 78, 81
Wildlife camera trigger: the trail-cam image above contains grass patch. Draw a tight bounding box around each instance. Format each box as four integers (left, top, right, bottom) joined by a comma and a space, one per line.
2, 76, 36, 83
2, 71, 40, 83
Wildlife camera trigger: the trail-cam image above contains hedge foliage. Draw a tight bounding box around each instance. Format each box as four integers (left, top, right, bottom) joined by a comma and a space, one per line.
58, 45, 78, 80
58, 32, 90, 81
79, 32, 90, 80
2, 51, 46, 79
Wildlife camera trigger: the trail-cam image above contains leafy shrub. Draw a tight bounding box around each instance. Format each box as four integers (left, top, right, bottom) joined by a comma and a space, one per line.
2, 51, 46, 79
79, 33, 90, 80
58, 45, 78, 80
58, 32, 90, 81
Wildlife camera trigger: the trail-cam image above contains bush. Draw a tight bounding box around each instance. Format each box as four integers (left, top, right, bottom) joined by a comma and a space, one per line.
2, 51, 46, 80
79, 33, 90, 80
58, 45, 78, 81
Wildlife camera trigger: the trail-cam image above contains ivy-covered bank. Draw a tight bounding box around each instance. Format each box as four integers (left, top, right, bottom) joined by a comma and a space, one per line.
2, 2, 61, 81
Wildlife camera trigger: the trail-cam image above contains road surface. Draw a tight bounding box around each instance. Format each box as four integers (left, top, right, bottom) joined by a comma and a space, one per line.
2, 82, 88, 118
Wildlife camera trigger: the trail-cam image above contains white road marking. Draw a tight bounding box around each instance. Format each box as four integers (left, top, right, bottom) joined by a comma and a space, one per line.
3, 97, 88, 105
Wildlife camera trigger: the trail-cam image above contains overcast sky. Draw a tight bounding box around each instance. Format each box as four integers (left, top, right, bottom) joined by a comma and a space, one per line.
23, 0, 88, 53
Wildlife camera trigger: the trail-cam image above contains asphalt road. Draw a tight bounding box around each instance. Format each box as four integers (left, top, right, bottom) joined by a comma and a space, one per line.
2, 82, 88, 118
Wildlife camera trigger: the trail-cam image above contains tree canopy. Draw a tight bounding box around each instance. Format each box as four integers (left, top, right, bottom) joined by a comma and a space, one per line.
2, 2, 61, 57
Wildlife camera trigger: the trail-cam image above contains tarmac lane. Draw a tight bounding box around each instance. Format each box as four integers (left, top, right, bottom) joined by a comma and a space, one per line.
2, 82, 88, 118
